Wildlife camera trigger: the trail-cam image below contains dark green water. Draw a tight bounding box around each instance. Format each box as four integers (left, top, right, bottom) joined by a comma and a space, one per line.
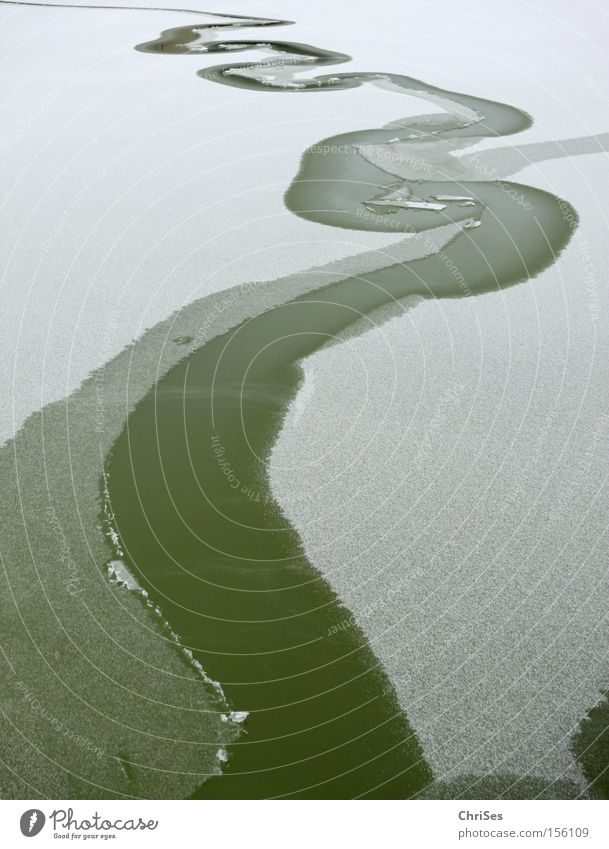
102, 11, 578, 798
0, 0, 598, 800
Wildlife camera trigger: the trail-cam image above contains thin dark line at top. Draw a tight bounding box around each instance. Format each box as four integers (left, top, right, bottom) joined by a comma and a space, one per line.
0, 0, 292, 24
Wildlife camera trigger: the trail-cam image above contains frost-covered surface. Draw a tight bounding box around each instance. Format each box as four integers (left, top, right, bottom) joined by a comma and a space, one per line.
0, 1, 419, 448
0, 0, 422, 798
0, 205, 455, 797
257, 0, 609, 797
270, 171, 609, 790
1, 0, 608, 799
0, 332, 241, 798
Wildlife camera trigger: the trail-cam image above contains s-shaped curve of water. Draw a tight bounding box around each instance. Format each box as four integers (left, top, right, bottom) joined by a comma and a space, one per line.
3, 2, 582, 798
115, 9, 578, 799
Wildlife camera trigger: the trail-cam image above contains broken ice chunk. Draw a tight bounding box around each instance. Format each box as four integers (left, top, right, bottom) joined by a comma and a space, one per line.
432, 194, 476, 202
107, 560, 141, 590
368, 199, 447, 211
221, 711, 249, 724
